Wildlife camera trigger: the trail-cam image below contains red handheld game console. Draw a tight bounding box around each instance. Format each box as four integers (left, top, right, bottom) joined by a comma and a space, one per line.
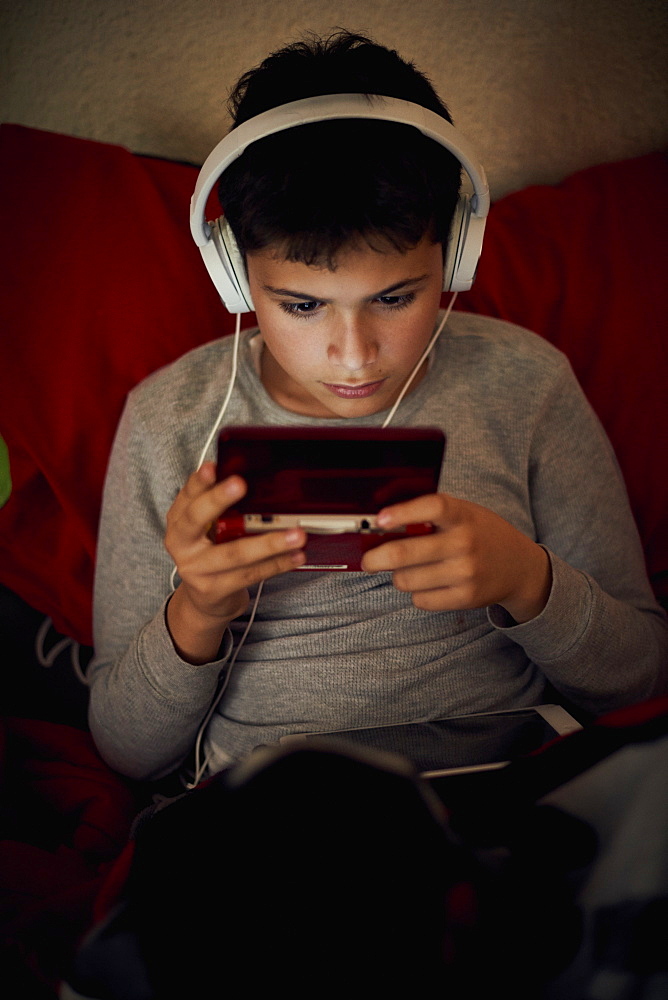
213, 426, 446, 570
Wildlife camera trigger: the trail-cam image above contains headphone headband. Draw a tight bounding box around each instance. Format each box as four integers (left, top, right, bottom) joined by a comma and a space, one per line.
191, 93, 489, 310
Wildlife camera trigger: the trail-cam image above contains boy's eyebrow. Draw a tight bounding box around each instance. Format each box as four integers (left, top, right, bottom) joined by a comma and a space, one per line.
262, 274, 431, 301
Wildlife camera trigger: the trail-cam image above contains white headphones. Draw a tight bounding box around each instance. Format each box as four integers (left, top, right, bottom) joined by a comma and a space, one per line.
190, 93, 490, 312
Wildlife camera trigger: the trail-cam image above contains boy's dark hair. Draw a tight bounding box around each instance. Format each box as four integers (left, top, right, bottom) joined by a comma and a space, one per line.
218, 30, 462, 268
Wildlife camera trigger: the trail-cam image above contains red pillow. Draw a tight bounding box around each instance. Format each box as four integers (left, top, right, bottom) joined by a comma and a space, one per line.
0, 124, 665, 646
0, 125, 235, 643
459, 152, 668, 607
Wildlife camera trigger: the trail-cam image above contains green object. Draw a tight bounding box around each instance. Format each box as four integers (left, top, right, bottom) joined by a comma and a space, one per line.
0, 435, 11, 507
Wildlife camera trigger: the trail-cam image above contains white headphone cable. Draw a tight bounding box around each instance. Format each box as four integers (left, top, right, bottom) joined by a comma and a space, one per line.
175, 309, 256, 786
195, 310, 242, 471
169, 311, 242, 593
381, 292, 457, 429
186, 579, 264, 789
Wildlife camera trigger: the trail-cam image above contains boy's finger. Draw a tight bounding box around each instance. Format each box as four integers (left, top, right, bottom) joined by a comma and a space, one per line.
184, 530, 307, 595
199, 476, 248, 527
376, 493, 459, 531
169, 474, 247, 542
204, 526, 307, 573
229, 547, 307, 589
177, 462, 217, 499
168, 464, 218, 521
362, 532, 443, 574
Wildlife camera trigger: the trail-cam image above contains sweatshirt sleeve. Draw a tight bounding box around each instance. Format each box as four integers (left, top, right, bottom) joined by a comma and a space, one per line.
488, 360, 668, 714
87, 392, 232, 781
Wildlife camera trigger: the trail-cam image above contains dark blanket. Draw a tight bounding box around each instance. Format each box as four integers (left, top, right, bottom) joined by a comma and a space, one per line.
0, 717, 138, 996
4, 700, 668, 998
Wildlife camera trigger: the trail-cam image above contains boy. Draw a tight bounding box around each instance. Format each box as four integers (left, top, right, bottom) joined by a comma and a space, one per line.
88, 31, 668, 782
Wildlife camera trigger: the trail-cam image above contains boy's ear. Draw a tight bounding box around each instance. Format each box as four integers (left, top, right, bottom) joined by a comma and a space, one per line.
200, 217, 255, 313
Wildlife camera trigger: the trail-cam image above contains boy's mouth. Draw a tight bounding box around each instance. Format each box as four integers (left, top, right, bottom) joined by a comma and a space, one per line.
322, 379, 386, 399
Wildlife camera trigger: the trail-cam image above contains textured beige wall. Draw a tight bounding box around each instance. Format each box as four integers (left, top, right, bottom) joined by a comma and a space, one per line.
1, 0, 666, 198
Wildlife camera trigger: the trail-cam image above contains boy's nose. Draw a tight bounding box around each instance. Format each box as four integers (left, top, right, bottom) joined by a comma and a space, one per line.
328, 317, 378, 371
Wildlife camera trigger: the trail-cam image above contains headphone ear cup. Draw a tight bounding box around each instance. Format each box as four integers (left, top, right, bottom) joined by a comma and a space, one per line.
199, 217, 255, 313
443, 194, 486, 292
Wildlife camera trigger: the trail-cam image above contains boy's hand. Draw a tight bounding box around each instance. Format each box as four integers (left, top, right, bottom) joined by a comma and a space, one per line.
164, 463, 306, 663
361, 494, 552, 624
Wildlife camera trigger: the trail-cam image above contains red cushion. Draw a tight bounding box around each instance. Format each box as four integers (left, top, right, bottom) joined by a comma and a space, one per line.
0, 125, 239, 643
459, 152, 668, 607
0, 124, 665, 645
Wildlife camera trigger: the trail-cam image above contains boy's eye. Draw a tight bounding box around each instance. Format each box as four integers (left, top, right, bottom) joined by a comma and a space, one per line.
279, 300, 322, 318
278, 291, 416, 318
376, 292, 416, 309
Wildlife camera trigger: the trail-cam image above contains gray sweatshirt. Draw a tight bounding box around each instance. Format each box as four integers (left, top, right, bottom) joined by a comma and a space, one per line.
88, 313, 668, 780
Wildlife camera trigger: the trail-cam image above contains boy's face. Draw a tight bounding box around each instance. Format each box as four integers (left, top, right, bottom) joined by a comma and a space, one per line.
246, 236, 445, 419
